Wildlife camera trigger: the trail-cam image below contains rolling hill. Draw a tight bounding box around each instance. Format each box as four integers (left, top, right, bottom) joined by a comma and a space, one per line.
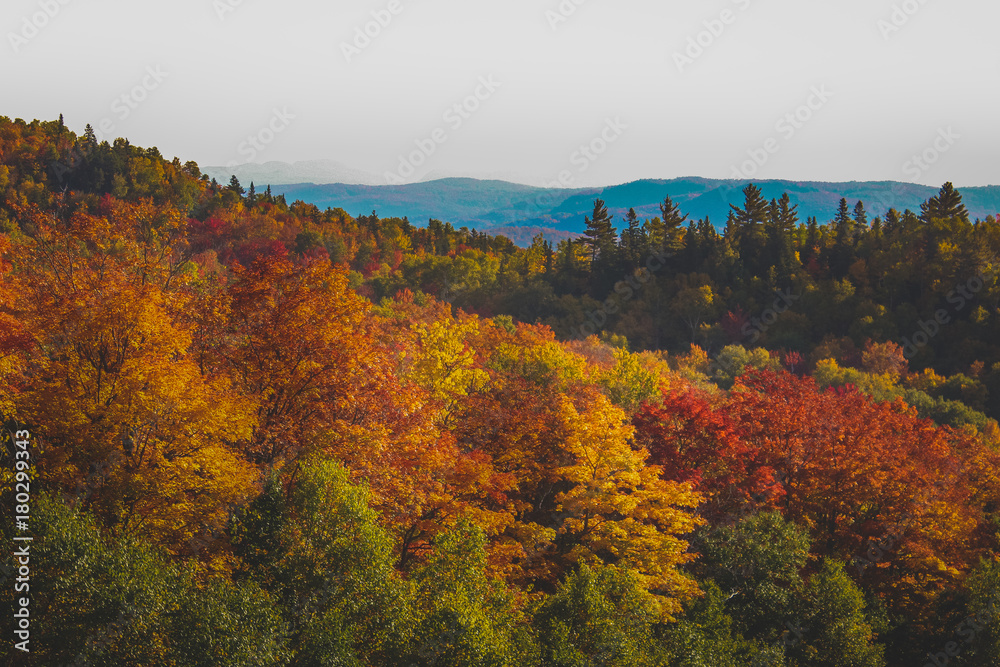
259, 177, 1000, 243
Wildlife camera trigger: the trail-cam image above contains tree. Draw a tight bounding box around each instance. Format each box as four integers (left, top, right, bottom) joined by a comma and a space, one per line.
551, 393, 703, 614
853, 200, 869, 229
227, 175, 245, 196
209, 254, 378, 465
633, 388, 760, 516
9, 492, 287, 666
792, 559, 886, 667
727, 370, 984, 625
921, 182, 969, 223
694, 511, 811, 640
408, 521, 534, 666
582, 199, 617, 264
12, 205, 256, 551
659, 195, 689, 253
672, 285, 716, 343
829, 198, 856, 277
621, 207, 644, 267
729, 185, 769, 275
534, 564, 664, 667
231, 458, 411, 665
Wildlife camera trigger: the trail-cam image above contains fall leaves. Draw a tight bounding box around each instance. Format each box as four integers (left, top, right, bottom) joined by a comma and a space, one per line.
0, 202, 707, 616
2, 168, 1000, 665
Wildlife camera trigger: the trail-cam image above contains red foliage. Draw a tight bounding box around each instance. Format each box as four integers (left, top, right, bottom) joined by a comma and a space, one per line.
633, 388, 770, 517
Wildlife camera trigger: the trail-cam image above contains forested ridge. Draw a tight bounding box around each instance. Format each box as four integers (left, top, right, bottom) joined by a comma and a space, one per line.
1, 116, 999, 666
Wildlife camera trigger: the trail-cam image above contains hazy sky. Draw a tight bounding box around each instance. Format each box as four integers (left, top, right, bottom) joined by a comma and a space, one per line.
3, 0, 999, 187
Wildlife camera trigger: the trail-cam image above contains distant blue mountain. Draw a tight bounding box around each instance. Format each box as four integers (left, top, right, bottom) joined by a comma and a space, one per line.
272, 177, 1000, 243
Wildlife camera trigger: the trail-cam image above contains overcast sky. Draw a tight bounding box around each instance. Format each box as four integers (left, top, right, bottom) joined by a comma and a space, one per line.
3, 0, 999, 187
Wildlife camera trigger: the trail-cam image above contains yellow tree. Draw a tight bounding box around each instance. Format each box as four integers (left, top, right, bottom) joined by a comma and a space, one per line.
550, 393, 703, 618
11, 204, 256, 553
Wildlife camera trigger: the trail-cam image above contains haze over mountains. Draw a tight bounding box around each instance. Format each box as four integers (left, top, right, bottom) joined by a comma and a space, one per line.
204, 162, 1000, 245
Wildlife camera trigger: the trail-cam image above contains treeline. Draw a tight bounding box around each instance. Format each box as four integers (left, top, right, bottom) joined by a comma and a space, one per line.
0, 116, 999, 665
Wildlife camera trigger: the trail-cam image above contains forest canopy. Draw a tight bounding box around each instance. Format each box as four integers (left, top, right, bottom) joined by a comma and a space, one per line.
1, 116, 999, 666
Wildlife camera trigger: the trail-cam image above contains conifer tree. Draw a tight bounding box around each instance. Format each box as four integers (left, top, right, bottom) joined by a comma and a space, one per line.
659, 195, 689, 253
583, 198, 617, 263
921, 182, 969, 222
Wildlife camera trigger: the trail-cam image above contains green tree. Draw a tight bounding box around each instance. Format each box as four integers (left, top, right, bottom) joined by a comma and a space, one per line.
791, 559, 885, 667
694, 511, 810, 641
660, 195, 689, 253
583, 198, 617, 264
408, 521, 535, 666
231, 459, 411, 665
534, 564, 664, 667
921, 181, 969, 223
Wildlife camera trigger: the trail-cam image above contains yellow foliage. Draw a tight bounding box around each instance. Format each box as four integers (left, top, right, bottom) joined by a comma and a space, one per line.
551, 394, 703, 618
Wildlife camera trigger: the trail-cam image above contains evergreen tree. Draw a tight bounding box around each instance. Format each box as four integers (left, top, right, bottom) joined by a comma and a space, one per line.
583, 198, 617, 263
853, 200, 869, 228
227, 175, 245, 197
803, 216, 821, 264
729, 184, 770, 276
659, 195, 689, 253
829, 198, 856, 277
622, 207, 643, 267
921, 182, 969, 223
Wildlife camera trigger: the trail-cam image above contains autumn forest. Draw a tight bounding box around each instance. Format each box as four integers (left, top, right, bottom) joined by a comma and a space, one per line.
2, 116, 1000, 666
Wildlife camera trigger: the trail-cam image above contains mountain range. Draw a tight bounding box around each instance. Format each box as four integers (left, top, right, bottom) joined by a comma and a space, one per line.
203, 163, 1000, 244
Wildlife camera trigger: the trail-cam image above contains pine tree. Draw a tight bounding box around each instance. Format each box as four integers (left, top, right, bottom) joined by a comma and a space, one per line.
622, 207, 643, 267
659, 195, 689, 253
729, 184, 770, 276
228, 175, 245, 197
884, 209, 901, 234
853, 200, 868, 228
829, 198, 856, 277
582, 198, 617, 263
921, 182, 969, 222
803, 216, 820, 264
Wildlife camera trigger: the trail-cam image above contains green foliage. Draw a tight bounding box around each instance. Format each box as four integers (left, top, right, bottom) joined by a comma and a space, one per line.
534, 564, 664, 667
3, 492, 287, 666
599, 347, 661, 412
408, 521, 535, 667
660, 581, 762, 667
694, 511, 811, 641
260, 459, 411, 666
961, 558, 1000, 664
791, 560, 885, 667
713, 345, 782, 390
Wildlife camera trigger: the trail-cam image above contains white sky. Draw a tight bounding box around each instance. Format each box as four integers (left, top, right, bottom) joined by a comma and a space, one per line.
3, 0, 999, 187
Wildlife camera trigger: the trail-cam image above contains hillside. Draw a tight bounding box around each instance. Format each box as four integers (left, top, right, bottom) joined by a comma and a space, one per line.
3, 116, 1000, 666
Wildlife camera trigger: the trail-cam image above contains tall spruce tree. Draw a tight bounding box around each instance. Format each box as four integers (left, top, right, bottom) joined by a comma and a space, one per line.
659, 195, 689, 253
583, 198, 617, 263
921, 182, 969, 223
